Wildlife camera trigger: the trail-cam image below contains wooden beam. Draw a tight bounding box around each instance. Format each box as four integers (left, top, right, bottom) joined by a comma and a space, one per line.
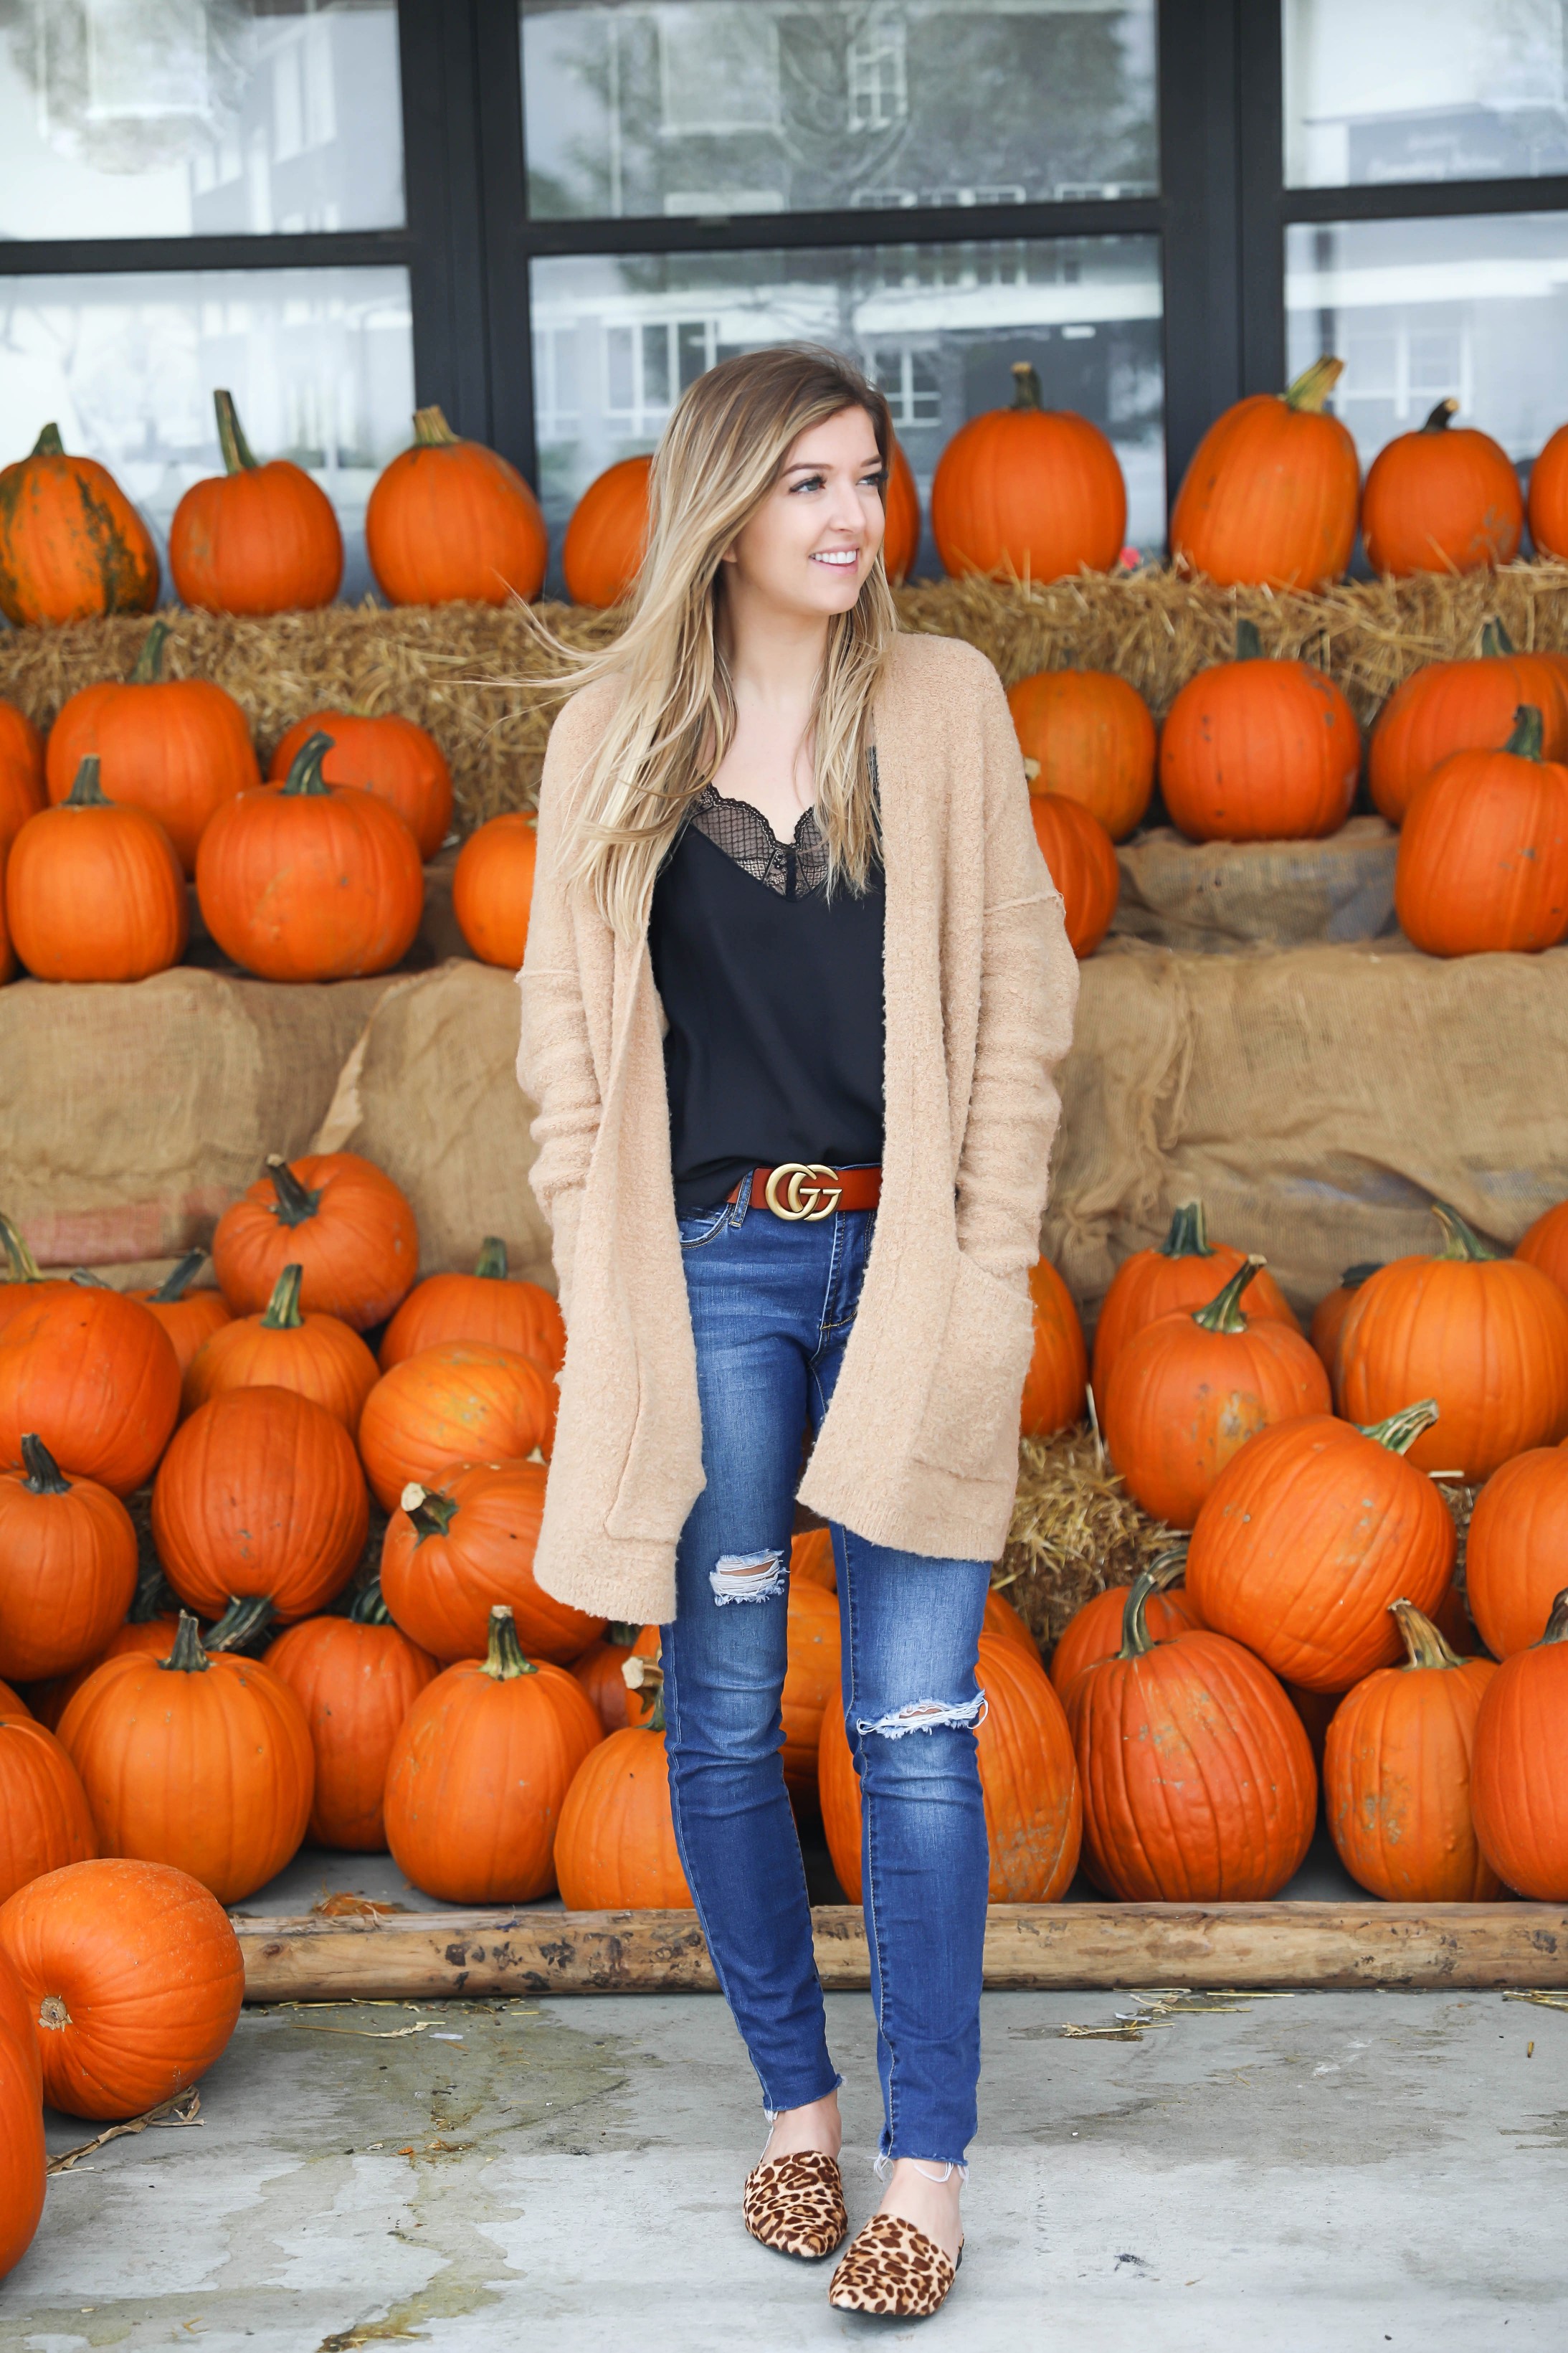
234, 1900, 1568, 2002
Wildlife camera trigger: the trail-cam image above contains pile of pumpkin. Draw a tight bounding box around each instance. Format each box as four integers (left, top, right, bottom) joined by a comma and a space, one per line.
0, 653, 536, 988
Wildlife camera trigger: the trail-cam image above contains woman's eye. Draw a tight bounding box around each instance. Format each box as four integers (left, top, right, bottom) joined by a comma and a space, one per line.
791, 473, 826, 493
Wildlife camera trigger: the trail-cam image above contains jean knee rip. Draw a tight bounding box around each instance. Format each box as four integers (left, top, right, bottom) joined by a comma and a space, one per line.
856, 1690, 987, 1739
710, 1548, 786, 1606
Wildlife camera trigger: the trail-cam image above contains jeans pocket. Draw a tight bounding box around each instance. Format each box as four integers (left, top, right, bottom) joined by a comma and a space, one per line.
678, 1204, 733, 1250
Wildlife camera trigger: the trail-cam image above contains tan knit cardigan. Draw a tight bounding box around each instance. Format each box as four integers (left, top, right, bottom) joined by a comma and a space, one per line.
516, 631, 1079, 1626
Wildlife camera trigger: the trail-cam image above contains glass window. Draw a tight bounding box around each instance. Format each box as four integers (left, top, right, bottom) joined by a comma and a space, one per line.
0, 266, 414, 600
0, 1, 404, 239
1283, 0, 1568, 188
521, 2, 1158, 220
1284, 214, 1568, 487
529, 235, 1164, 578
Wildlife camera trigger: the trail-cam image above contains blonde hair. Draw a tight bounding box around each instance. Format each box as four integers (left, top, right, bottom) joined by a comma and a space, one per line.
546, 344, 900, 939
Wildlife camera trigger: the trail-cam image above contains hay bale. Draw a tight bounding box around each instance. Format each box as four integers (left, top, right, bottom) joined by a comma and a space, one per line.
6, 564, 1568, 834
997, 1425, 1174, 1658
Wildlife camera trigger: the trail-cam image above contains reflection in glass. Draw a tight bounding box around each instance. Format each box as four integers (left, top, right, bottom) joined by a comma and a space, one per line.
521, 1, 1157, 221
0, 1, 404, 240
1283, 0, 1568, 187
1285, 214, 1568, 493
531, 237, 1164, 576
0, 268, 414, 600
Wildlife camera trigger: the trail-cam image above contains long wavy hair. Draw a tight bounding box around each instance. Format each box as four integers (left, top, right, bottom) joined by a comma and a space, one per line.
546, 344, 900, 939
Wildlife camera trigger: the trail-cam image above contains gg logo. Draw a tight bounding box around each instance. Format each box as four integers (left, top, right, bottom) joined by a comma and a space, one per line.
763, 1163, 842, 1221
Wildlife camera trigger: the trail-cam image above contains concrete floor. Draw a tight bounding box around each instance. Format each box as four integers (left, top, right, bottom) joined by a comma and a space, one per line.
4, 1969, 1564, 2350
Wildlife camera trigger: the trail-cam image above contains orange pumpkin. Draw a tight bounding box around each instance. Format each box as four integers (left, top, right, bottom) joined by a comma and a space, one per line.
781, 1577, 840, 1794
0, 888, 10, 989
47, 621, 261, 873
0, 743, 44, 866
451, 811, 537, 969
379, 1237, 565, 1376
213, 1150, 418, 1331
265, 1581, 438, 1851
384, 1606, 601, 1902
183, 1263, 380, 1431
59, 1614, 313, 1905
1309, 1261, 1382, 1391
126, 1253, 232, 1377
1007, 668, 1154, 841
0, 1856, 244, 2120
1367, 620, 1568, 825
619, 1622, 663, 1728
1019, 1256, 1088, 1438
0, 1215, 78, 1337
0, 1944, 44, 2278
0, 1680, 32, 1720
1090, 1201, 1300, 1405
562, 454, 652, 608
0, 423, 159, 627
819, 1631, 1080, 1905
267, 710, 453, 861
882, 438, 921, 586
367, 406, 548, 607
1103, 1258, 1331, 1528
170, 389, 343, 616
1465, 1446, 1568, 1660
1047, 1553, 1201, 1699
0, 1435, 138, 1682
359, 1344, 556, 1511
152, 1386, 369, 1629
790, 1526, 836, 1592
24, 1614, 183, 1734
570, 1624, 642, 1738
1159, 621, 1360, 842
1470, 1586, 1568, 1898
0, 1716, 97, 1903
554, 1666, 693, 1909
0, 701, 43, 795
1069, 1568, 1317, 1900
1186, 1402, 1456, 1692
1517, 1197, 1568, 1303
6, 757, 188, 983
1394, 706, 1568, 956
931, 364, 1126, 583
197, 730, 424, 983
1324, 1597, 1498, 1901
1170, 357, 1359, 590
1362, 400, 1523, 578
1029, 792, 1118, 957
40, 680, 116, 808
983, 1586, 1036, 1655
380, 1459, 600, 1664
0, 1283, 180, 1497
1527, 419, 1568, 560
1337, 1203, 1568, 1480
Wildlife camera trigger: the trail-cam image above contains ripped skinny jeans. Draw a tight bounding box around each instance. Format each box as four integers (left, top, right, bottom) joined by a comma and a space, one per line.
660, 1183, 990, 2169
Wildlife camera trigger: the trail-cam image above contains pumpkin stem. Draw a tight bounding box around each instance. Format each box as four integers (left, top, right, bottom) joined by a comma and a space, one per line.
1009, 362, 1044, 412
1340, 1261, 1382, 1290
1536, 1589, 1568, 1646
280, 732, 336, 799
63, 757, 112, 809
31, 424, 65, 457
205, 1594, 275, 1651
483, 1604, 537, 1680
1506, 705, 1544, 762
1359, 1398, 1440, 1456
1390, 1596, 1463, 1670
19, 1433, 70, 1495
1235, 617, 1264, 663
148, 1249, 209, 1305
1283, 357, 1344, 412
412, 405, 461, 447
69, 1268, 112, 1288
214, 389, 259, 475
1481, 617, 1515, 658
1158, 1202, 1212, 1259
129, 1563, 177, 1623
127, 620, 170, 686
400, 1481, 458, 1541
475, 1236, 509, 1280
623, 1652, 666, 1728
0, 1212, 43, 1283
1422, 399, 1459, 432
159, 1612, 211, 1675
1432, 1202, 1503, 1263
1192, 1255, 1264, 1333
607, 1620, 642, 1646
1116, 1545, 1189, 1662
350, 1576, 393, 1627
265, 1154, 323, 1227
260, 1264, 305, 1331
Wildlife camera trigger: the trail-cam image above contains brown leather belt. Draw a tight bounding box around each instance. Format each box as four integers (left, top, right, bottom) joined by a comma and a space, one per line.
727, 1163, 882, 1219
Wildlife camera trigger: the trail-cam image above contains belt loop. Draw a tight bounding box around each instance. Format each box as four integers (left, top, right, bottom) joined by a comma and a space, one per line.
730, 1168, 753, 1228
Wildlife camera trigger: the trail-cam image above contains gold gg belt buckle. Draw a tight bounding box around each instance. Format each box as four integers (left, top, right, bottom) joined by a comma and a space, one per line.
763, 1163, 842, 1221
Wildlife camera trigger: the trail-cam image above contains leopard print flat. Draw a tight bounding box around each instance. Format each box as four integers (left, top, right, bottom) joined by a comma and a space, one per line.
741, 2149, 848, 2259
826, 2213, 961, 2316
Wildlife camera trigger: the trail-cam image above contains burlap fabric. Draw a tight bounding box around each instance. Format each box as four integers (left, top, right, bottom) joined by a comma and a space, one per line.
1112, 817, 1397, 952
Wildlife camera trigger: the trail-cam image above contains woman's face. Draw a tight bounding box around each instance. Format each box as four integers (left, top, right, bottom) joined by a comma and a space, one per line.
721, 405, 887, 621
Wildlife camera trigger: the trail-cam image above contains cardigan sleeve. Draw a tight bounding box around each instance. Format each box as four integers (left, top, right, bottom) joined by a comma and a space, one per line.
515, 689, 612, 1324
952, 655, 1080, 1287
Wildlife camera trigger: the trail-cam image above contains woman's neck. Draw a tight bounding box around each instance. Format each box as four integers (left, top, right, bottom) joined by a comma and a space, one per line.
712, 588, 829, 833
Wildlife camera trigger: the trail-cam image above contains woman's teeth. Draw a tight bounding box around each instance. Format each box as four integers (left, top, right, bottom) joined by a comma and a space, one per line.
812, 549, 860, 567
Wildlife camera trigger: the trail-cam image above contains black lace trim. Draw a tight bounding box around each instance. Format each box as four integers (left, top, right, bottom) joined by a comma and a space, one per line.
685, 784, 829, 899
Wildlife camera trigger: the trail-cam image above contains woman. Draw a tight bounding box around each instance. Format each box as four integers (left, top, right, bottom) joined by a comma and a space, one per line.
518, 345, 1076, 2318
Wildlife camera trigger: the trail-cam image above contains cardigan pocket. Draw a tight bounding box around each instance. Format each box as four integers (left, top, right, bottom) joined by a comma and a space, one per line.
911, 1250, 1035, 1484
